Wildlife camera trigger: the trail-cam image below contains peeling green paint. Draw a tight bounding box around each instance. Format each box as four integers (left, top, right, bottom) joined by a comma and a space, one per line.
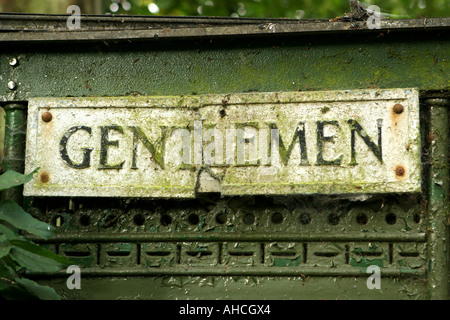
273, 256, 301, 267
350, 257, 384, 269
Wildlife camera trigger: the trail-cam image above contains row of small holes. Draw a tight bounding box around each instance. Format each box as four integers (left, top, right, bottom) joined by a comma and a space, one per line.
52, 212, 421, 227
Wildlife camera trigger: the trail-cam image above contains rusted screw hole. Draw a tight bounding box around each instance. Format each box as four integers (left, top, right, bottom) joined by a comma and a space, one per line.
40, 172, 49, 183
133, 214, 145, 226
79, 215, 90, 226
271, 212, 284, 224
160, 214, 172, 226
215, 213, 227, 224
243, 213, 255, 225
393, 104, 404, 114
41, 111, 53, 122
299, 213, 311, 225
413, 213, 421, 224
328, 213, 340, 226
188, 213, 200, 225
395, 166, 405, 177
356, 213, 368, 225
385, 213, 397, 225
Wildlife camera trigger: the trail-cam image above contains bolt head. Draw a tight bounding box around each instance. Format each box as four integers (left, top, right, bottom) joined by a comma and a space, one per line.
40, 172, 50, 183
393, 104, 404, 114
395, 166, 405, 177
7, 81, 16, 90
9, 58, 18, 67
41, 111, 53, 122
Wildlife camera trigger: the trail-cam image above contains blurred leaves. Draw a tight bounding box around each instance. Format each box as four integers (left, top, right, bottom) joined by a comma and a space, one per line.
1, 0, 448, 18
0, 200, 55, 239
107, 0, 450, 19
0, 170, 70, 300
0, 170, 37, 192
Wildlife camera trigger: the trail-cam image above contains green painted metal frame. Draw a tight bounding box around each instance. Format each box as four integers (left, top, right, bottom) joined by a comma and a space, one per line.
426, 98, 449, 300
0, 14, 448, 299
0, 103, 26, 205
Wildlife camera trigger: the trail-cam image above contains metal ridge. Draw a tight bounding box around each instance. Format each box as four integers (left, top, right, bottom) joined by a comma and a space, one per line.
0, 14, 448, 42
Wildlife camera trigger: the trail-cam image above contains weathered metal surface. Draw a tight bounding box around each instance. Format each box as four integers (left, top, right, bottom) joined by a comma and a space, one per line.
0, 103, 27, 204
37, 276, 428, 300
1, 27, 449, 102
425, 98, 449, 300
0, 14, 449, 42
0, 107, 5, 161
0, 14, 447, 300
25, 193, 428, 299
24, 88, 420, 198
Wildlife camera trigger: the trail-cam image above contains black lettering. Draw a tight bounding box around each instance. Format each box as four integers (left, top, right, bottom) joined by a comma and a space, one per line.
268, 122, 309, 166
316, 121, 343, 165
98, 125, 125, 169
129, 126, 166, 169
60, 126, 93, 169
347, 119, 383, 165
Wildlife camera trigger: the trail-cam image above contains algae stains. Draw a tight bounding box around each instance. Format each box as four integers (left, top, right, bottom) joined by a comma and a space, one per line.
386, 48, 404, 60
25, 89, 420, 198
321, 106, 330, 114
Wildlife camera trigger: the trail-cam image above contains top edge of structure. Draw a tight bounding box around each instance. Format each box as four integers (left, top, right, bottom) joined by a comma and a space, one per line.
0, 13, 448, 42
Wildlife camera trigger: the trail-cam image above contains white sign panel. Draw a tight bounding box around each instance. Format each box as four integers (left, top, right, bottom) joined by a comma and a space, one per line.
24, 89, 421, 198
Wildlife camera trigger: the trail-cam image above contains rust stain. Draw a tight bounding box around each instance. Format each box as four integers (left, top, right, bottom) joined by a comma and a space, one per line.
42, 111, 52, 122
395, 166, 405, 178
40, 171, 50, 183
393, 104, 404, 114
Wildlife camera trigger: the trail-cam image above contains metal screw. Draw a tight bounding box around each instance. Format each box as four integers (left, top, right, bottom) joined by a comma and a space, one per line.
395, 166, 405, 177
9, 58, 18, 67
393, 103, 404, 114
40, 172, 50, 183
7, 81, 16, 90
41, 111, 53, 122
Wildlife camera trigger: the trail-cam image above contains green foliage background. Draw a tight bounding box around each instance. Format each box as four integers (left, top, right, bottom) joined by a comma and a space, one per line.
109, 0, 450, 19
0, 170, 70, 300
0, 0, 449, 18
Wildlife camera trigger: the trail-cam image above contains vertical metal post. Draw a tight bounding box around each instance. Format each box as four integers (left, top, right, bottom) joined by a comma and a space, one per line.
1, 103, 27, 205
425, 98, 449, 300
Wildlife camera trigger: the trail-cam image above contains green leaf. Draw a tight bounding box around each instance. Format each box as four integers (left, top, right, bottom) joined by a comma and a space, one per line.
10, 240, 71, 265
0, 170, 38, 191
9, 247, 63, 273
0, 254, 19, 275
0, 200, 54, 239
0, 259, 15, 279
15, 278, 61, 300
0, 276, 15, 291
0, 223, 22, 241
0, 243, 11, 259
0, 260, 19, 295
0, 283, 39, 300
